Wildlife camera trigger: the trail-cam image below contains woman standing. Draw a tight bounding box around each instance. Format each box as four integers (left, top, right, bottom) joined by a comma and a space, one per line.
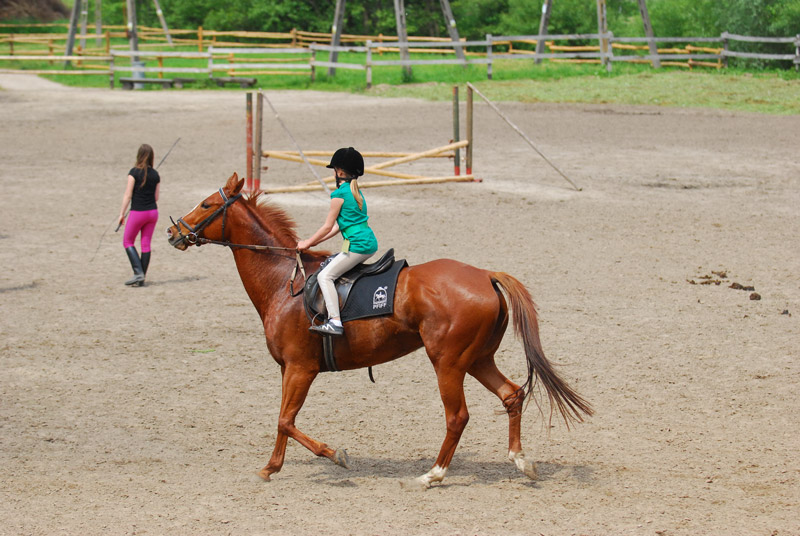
118, 143, 160, 287
297, 147, 378, 336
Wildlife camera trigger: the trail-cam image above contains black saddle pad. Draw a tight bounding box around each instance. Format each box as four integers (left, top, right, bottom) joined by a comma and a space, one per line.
303, 251, 407, 323
340, 258, 407, 321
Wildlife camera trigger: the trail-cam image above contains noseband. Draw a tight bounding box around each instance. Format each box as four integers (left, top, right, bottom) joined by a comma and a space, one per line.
170, 188, 242, 246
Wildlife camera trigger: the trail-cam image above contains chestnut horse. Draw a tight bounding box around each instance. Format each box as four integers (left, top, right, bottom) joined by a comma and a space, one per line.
166, 173, 592, 488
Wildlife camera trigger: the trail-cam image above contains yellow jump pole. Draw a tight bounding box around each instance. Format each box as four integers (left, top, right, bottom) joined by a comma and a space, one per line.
263, 175, 477, 194
264, 151, 427, 181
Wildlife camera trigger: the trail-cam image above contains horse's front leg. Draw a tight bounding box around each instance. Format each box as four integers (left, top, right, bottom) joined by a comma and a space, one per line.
258, 364, 349, 481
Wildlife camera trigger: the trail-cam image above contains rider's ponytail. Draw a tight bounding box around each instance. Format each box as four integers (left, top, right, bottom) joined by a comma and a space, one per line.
350, 178, 364, 211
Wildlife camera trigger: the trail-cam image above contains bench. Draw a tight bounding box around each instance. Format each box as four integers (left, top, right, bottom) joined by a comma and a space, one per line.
119, 77, 174, 90
172, 77, 198, 89
213, 76, 257, 88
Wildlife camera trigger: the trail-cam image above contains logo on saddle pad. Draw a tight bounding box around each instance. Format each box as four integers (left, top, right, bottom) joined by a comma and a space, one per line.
373, 286, 388, 309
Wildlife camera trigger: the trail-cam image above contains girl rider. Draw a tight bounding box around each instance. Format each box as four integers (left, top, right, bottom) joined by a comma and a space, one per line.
297, 147, 378, 336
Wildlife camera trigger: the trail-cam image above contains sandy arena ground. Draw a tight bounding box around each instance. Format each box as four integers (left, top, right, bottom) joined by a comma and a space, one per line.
0, 74, 798, 535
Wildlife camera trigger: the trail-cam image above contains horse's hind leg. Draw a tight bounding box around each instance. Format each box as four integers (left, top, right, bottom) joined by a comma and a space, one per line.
469, 357, 538, 480
407, 367, 470, 490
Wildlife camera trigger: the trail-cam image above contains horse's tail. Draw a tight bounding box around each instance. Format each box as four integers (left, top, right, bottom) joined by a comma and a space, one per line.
491, 272, 594, 427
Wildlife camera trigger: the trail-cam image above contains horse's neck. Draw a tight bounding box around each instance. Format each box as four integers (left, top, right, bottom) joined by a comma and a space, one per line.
228, 211, 297, 318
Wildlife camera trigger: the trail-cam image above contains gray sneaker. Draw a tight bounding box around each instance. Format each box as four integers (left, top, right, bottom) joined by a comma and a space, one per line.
309, 320, 344, 336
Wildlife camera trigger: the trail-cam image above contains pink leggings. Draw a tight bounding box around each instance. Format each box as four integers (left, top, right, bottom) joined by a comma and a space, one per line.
123, 209, 159, 251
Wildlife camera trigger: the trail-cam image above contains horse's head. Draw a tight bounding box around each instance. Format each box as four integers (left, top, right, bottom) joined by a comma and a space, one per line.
166, 172, 245, 250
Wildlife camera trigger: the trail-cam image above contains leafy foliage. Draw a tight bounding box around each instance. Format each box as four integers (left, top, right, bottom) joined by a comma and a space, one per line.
38, 0, 798, 42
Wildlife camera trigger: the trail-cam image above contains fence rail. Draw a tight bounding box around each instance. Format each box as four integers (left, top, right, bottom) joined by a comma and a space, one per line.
2, 26, 799, 87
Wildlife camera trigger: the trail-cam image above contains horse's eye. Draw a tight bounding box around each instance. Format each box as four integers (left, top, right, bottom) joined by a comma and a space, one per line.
201, 202, 210, 209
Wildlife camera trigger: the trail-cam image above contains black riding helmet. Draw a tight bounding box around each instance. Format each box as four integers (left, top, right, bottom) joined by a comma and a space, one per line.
326, 147, 364, 178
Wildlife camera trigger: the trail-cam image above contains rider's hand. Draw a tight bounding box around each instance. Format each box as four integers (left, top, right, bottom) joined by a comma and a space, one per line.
297, 239, 312, 251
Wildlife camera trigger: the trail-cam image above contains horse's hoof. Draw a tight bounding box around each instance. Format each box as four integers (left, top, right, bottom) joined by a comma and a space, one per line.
522, 460, 538, 480
333, 448, 350, 469
510, 450, 538, 480
256, 469, 272, 482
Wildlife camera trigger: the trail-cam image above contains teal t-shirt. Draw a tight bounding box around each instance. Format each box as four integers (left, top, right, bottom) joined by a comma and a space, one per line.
331, 181, 378, 254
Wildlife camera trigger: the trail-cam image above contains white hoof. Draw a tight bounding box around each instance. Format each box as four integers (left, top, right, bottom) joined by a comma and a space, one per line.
509, 450, 538, 480
403, 464, 447, 490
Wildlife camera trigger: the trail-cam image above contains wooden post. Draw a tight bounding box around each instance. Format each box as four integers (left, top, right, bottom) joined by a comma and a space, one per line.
328, 0, 346, 76
452, 85, 460, 176
95, 0, 103, 48
151, 0, 173, 46
64, 0, 80, 66
439, 0, 465, 62
157, 56, 163, 78
78, 0, 89, 51
721, 32, 729, 68
366, 40, 373, 88
246, 92, 253, 192
790, 33, 800, 71
254, 91, 263, 192
125, 0, 140, 62
637, 0, 660, 68
109, 52, 115, 89
105, 30, 110, 54
466, 84, 473, 175
310, 43, 317, 82
486, 34, 493, 80
535, 0, 553, 64
596, 0, 610, 71
198, 26, 203, 52
394, 0, 412, 78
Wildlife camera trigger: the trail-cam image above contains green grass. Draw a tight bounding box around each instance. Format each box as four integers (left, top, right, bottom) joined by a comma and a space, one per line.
366, 65, 800, 115
8, 43, 799, 115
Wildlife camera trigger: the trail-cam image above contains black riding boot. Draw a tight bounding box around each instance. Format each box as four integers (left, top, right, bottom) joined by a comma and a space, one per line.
140, 251, 151, 277
125, 246, 145, 286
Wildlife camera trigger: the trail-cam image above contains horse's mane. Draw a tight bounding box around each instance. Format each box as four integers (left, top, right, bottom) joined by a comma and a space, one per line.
243, 191, 299, 247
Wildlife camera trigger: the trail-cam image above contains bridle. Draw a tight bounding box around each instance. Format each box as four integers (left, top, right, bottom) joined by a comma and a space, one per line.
170, 188, 242, 246
169, 188, 307, 296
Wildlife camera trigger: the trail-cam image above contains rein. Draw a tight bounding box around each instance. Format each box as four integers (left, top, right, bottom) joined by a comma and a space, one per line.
170, 188, 307, 296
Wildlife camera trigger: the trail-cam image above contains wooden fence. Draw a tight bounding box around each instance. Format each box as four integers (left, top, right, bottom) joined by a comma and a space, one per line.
0, 24, 458, 54
2, 24, 799, 85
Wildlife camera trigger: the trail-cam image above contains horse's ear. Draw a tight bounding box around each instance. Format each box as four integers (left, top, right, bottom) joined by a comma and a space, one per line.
225, 172, 244, 195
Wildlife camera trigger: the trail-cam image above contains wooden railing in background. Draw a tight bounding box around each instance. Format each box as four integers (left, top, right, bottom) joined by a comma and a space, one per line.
1, 23, 798, 84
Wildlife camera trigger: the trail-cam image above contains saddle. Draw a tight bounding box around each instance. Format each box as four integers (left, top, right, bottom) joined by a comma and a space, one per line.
303, 248, 403, 322
303, 248, 407, 375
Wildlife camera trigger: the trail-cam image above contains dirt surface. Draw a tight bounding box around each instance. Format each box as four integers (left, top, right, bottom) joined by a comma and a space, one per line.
1, 74, 798, 535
